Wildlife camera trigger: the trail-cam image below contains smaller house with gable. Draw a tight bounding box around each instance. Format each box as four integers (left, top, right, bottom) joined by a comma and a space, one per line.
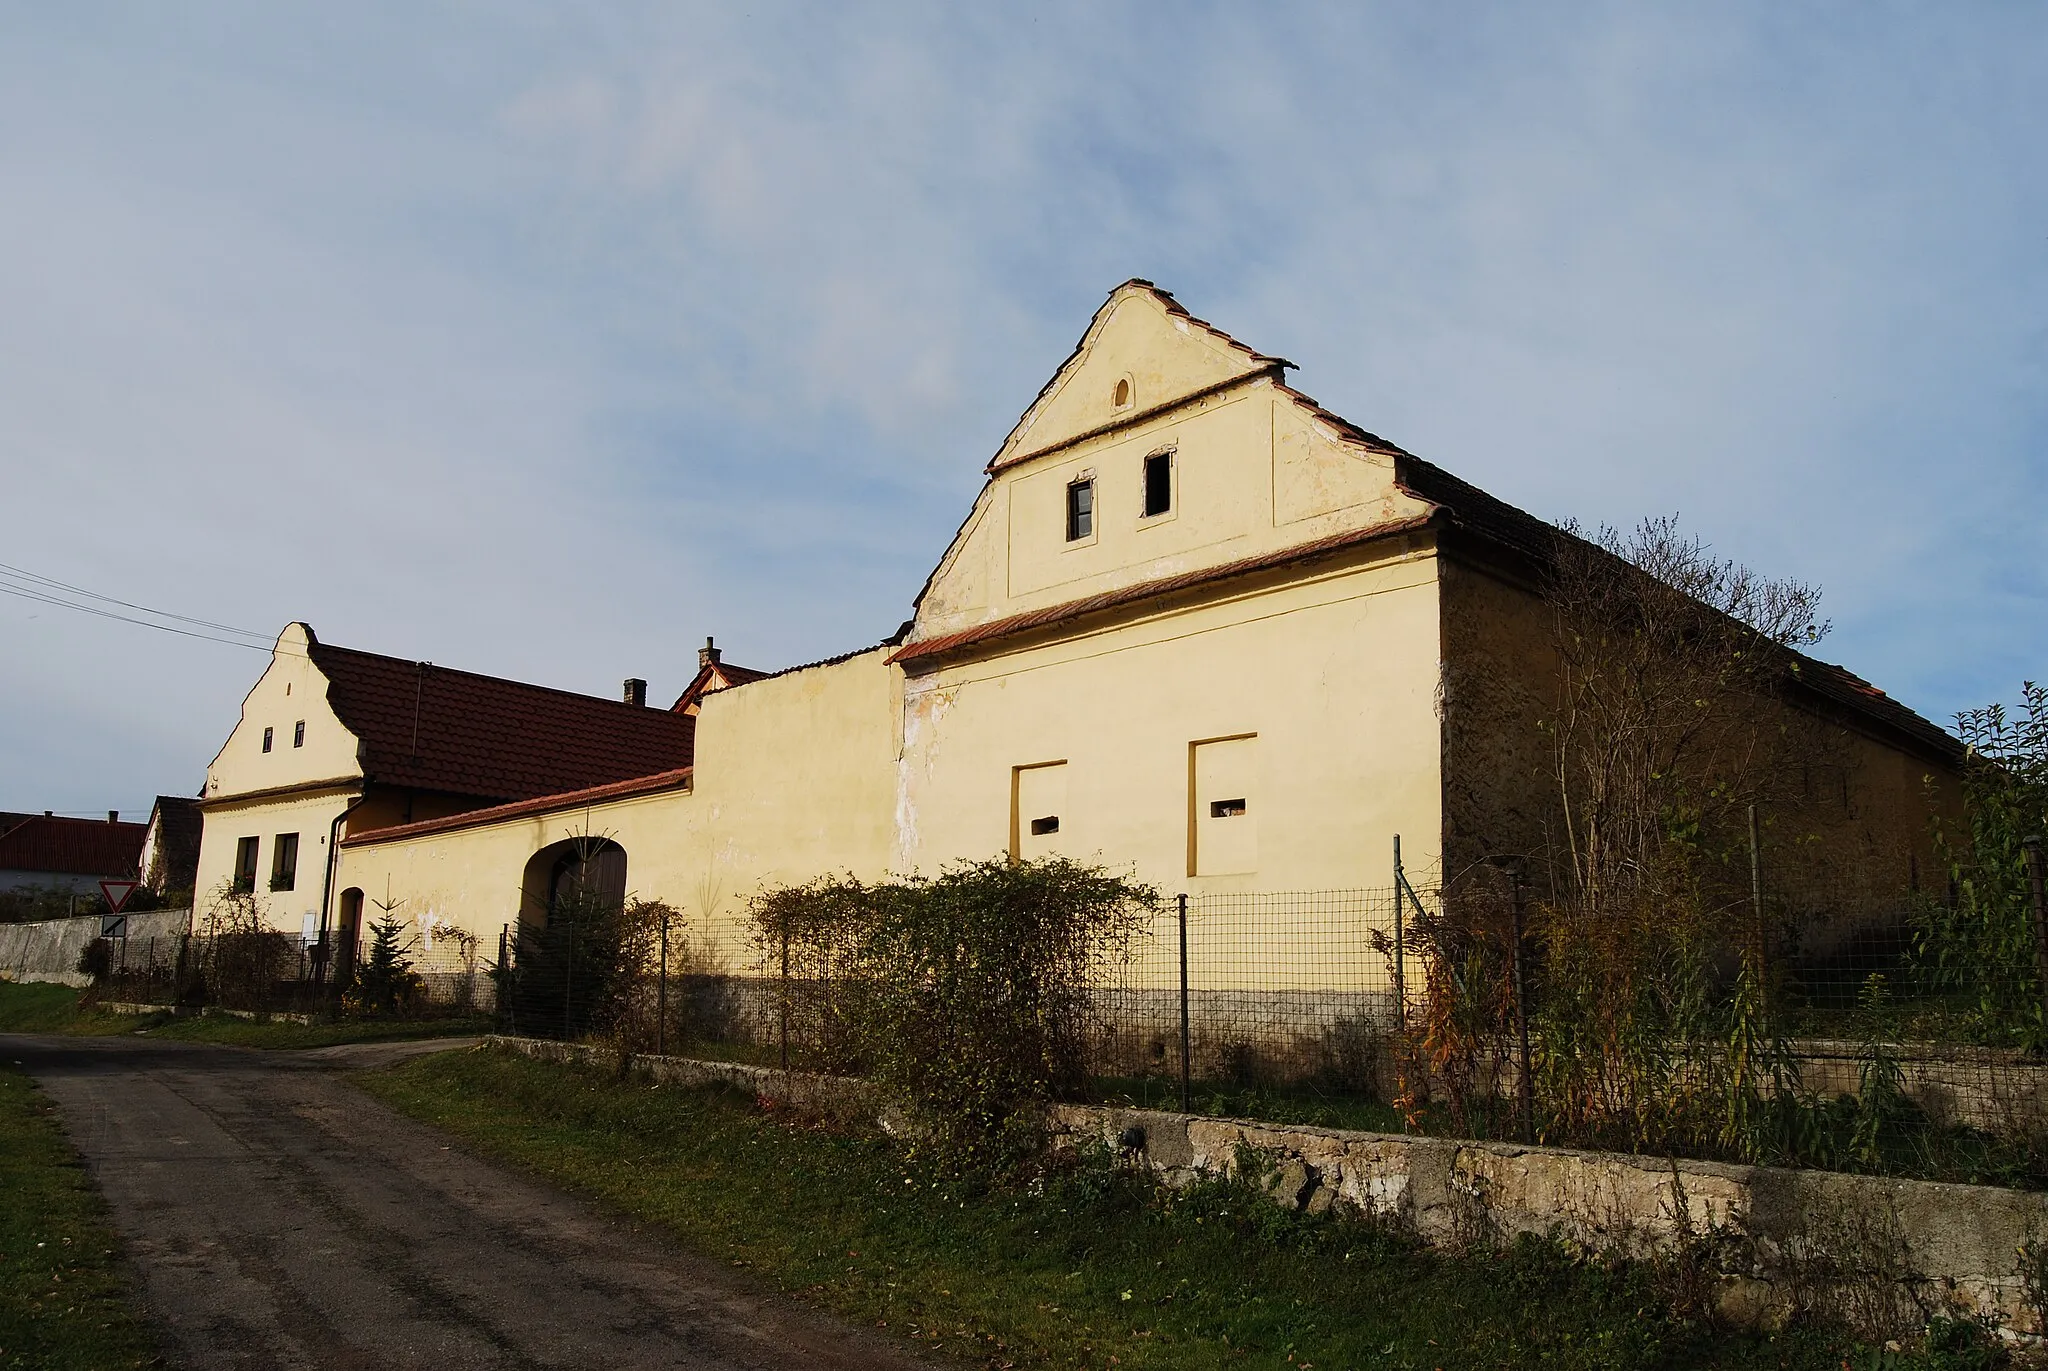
192, 624, 697, 960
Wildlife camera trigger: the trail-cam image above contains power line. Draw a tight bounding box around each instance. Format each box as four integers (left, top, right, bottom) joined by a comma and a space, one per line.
0, 582, 276, 653
0, 560, 273, 641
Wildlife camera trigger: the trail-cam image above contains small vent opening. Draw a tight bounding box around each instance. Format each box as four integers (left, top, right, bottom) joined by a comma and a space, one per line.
1030, 815, 1060, 836
1209, 798, 1247, 818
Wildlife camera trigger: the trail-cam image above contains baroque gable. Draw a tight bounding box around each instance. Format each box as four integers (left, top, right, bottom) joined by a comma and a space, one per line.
908, 282, 1435, 650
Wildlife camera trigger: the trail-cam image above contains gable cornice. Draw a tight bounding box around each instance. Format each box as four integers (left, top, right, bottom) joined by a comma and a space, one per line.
987, 363, 1285, 475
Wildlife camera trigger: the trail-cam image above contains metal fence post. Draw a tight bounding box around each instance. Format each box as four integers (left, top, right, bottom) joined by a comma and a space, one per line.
1748, 804, 1768, 1020
1510, 866, 1534, 1144
1177, 893, 1191, 1114
2023, 836, 2048, 1016
779, 925, 791, 1073
657, 912, 668, 1058
563, 916, 575, 1041
1392, 835, 1407, 1035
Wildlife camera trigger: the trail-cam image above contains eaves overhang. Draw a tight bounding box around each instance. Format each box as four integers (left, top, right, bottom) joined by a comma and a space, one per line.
890, 510, 1440, 671
340, 767, 694, 848
198, 777, 365, 811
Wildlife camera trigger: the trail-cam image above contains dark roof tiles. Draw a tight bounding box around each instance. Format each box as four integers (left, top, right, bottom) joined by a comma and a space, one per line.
0, 815, 147, 879
306, 639, 695, 803
343, 767, 693, 847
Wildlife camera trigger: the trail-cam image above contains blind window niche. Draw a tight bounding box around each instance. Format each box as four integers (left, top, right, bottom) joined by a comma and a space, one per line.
1190, 734, 1258, 876
1011, 761, 1069, 861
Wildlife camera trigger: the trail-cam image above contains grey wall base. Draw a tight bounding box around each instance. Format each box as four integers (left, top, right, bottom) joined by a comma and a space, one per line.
488, 1035, 2048, 1342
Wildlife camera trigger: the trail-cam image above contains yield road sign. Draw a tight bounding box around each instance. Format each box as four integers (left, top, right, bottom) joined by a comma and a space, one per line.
99, 879, 141, 913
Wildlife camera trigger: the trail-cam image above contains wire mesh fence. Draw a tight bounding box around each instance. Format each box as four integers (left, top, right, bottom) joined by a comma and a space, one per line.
613, 847, 2048, 1189
1089, 888, 1402, 1115
89, 928, 494, 1016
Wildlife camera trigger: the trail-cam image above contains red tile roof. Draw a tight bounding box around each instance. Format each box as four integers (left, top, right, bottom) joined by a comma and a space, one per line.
305, 635, 695, 803
341, 767, 693, 847
0, 815, 147, 878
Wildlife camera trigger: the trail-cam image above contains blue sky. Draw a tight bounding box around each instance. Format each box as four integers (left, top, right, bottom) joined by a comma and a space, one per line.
3, 3, 2045, 817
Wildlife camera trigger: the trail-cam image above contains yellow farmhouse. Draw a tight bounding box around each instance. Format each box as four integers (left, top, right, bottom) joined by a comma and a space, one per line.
197, 281, 1962, 971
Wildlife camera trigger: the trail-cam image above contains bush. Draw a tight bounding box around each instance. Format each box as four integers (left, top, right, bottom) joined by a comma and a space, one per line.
75, 937, 113, 983
753, 856, 1158, 1169
195, 883, 296, 1010
504, 888, 671, 1042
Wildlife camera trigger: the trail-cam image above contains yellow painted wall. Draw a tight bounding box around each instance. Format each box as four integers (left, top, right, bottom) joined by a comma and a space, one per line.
194, 623, 363, 927
335, 649, 903, 968
193, 787, 356, 939
898, 541, 1446, 906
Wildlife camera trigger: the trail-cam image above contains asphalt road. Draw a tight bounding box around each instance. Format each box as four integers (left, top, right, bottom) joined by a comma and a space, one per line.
8, 1034, 934, 1371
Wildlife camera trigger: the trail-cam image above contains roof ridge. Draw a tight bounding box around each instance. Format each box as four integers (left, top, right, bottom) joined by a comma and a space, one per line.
308, 641, 656, 712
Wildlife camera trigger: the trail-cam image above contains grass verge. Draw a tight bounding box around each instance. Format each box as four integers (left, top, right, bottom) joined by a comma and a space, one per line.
0, 981, 487, 1050
358, 1045, 1964, 1371
0, 1067, 159, 1369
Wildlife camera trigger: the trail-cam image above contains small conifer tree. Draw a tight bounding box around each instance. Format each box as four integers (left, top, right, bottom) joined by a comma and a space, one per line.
352, 911, 421, 1016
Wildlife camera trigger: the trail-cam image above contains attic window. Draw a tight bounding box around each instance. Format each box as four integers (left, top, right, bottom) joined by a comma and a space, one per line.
293, 721, 305, 748
1066, 478, 1094, 541
1210, 798, 1248, 818
1143, 451, 1173, 518
1030, 815, 1060, 836
1112, 377, 1132, 410
262, 726, 273, 754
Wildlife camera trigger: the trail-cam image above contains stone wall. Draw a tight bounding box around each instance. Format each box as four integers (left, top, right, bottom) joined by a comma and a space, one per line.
485, 1035, 2048, 1341
1057, 1104, 2048, 1341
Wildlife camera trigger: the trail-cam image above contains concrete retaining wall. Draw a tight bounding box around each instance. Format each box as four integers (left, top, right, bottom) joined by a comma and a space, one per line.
487, 1035, 2048, 1341
0, 910, 192, 983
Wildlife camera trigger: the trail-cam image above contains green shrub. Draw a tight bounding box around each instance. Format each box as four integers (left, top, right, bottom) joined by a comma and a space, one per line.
753, 856, 1158, 1170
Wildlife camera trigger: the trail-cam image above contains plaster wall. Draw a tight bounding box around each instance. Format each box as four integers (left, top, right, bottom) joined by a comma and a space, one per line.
194, 788, 355, 938
195, 623, 362, 925
335, 650, 903, 966
1437, 555, 1961, 927
897, 540, 1447, 988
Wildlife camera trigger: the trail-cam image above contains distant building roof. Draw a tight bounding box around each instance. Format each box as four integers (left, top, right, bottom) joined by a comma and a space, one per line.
0, 815, 147, 879
668, 637, 772, 715
142, 796, 204, 889
303, 633, 696, 802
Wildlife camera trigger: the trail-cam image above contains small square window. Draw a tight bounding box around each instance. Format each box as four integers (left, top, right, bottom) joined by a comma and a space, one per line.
261, 726, 273, 753
293, 720, 305, 748
1030, 815, 1060, 836
1143, 451, 1173, 518
1210, 798, 1247, 818
1066, 479, 1094, 541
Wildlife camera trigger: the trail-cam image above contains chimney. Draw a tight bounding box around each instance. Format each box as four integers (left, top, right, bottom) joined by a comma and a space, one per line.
107, 810, 119, 824
622, 678, 648, 708
43, 810, 52, 817
699, 636, 721, 670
